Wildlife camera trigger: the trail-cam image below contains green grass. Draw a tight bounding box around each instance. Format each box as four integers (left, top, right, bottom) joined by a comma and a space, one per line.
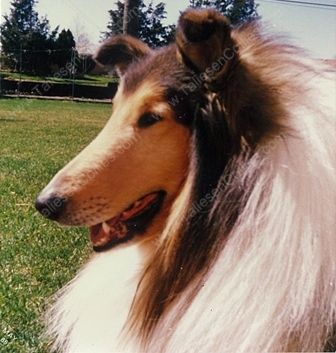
0, 71, 118, 86
0, 98, 111, 352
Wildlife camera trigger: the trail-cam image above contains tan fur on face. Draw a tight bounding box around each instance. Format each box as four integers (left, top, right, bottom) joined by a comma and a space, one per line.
42, 80, 190, 227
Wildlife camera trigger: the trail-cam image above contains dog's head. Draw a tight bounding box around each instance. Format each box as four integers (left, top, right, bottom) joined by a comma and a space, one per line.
35, 9, 237, 251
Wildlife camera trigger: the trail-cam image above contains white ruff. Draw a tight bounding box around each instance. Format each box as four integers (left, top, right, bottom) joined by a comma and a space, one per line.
46, 241, 146, 353
46, 69, 336, 352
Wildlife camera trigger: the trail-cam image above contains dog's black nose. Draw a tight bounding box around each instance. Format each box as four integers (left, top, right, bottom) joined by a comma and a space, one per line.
35, 195, 67, 221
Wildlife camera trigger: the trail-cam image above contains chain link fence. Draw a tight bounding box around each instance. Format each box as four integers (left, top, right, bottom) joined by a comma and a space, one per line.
0, 48, 118, 100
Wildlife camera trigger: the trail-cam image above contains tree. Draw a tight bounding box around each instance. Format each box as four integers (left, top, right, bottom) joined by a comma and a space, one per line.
0, 0, 58, 73
102, 1, 175, 48
1, 0, 81, 75
103, 1, 124, 37
190, 0, 258, 24
74, 23, 96, 55
139, 2, 176, 47
54, 29, 76, 70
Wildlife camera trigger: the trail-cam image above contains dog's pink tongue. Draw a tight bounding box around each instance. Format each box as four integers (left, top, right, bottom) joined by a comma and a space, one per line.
89, 193, 158, 248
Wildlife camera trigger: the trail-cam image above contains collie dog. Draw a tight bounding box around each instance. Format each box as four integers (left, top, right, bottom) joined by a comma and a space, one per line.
35, 8, 336, 353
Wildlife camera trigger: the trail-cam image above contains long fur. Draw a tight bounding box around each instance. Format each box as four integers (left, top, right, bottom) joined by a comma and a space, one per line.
46, 19, 336, 353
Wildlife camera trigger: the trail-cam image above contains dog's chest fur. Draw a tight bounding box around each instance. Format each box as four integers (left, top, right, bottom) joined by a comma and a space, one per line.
48, 242, 148, 353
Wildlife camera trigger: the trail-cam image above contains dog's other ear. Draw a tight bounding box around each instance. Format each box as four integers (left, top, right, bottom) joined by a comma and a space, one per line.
176, 8, 236, 76
94, 35, 152, 76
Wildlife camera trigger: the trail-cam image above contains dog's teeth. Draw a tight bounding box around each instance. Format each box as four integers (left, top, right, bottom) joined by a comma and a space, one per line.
117, 223, 128, 238
133, 200, 142, 207
102, 222, 111, 234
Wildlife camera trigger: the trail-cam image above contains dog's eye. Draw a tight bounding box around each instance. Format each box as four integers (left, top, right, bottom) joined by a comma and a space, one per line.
137, 113, 162, 128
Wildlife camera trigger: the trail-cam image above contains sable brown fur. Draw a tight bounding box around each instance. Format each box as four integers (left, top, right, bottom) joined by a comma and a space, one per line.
96, 9, 323, 343
125, 9, 291, 345
94, 35, 151, 76
176, 8, 233, 73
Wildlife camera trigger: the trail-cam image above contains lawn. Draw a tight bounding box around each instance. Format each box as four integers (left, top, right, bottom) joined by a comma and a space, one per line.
0, 98, 111, 352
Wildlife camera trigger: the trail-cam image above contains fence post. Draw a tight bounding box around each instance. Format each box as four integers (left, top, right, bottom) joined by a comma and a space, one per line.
0, 49, 2, 96
18, 43, 22, 96
71, 47, 76, 100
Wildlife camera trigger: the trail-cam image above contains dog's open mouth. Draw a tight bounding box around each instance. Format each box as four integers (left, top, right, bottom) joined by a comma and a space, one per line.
89, 191, 166, 252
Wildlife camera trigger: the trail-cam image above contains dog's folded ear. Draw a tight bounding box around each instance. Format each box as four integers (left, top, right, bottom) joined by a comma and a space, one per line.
176, 8, 237, 79
94, 35, 152, 76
